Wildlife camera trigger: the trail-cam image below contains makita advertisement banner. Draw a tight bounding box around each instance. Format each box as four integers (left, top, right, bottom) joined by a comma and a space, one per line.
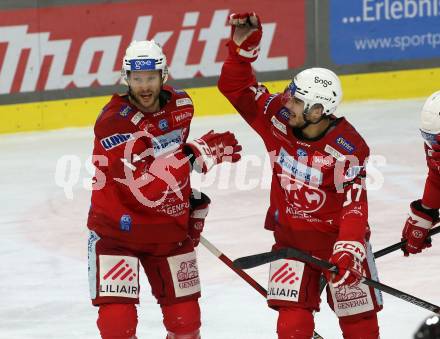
330, 0, 440, 65
0, 0, 305, 95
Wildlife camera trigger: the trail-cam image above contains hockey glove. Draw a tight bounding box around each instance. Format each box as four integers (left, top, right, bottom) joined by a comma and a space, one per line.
184, 130, 242, 174
401, 199, 439, 256
188, 189, 211, 247
328, 241, 366, 288
228, 12, 262, 62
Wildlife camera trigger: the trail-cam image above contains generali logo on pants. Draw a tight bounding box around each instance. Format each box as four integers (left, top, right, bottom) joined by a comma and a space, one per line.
99, 255, 139, 298
0, 0, 306, 95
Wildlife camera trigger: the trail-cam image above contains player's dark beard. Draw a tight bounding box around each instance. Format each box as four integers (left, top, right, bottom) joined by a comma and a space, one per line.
128, 86, 171, 110
292, 116, 334, 141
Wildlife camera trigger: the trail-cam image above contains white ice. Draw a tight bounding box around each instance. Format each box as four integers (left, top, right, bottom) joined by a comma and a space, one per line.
1, 98, 439, 339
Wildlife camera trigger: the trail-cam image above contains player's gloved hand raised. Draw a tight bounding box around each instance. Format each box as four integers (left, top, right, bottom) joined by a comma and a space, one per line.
401, 199, 439, 256
327, 241, 366, 288
188, 189, 211, 247
184, 130, 242, 174
228, 12, 262, 62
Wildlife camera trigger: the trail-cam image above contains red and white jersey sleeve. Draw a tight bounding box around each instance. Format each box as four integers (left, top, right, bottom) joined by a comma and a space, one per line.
422, 144, 440, 210
218, 53, 275, 138
87, 86, 195, 245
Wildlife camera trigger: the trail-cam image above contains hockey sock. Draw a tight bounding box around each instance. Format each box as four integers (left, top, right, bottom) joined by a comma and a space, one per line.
162, 300, 201, 339
97, 303, 137, 339
339, 313, 380, 339
277, 307, 315, 339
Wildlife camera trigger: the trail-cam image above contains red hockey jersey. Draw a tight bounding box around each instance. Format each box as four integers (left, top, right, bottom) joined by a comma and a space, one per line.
219, 58, 370, 250
87, 86, 195, 245
422, 143, 440, 210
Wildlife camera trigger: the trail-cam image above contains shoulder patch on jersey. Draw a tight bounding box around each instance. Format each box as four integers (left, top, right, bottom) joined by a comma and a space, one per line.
335, 136, 356, 154
324, 144, 346, 161
277, 107, 291, 122
118, 104, 133, 117
176, 97, 193, 107
271, 116, 287, 134
131, 112, 144, 125
174, 88, 187, 95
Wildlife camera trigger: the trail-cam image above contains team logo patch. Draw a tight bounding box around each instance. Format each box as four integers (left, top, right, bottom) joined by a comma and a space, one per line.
159, 119, 169, 131
100, 133, 133, 150
335, 136, 356, 153
329, 283, 374, 317
176, 98, 193, 107
267, 259, 304, 302
167, 252, 200, 298
99, 255, 139, 298
279, 174, 327, 213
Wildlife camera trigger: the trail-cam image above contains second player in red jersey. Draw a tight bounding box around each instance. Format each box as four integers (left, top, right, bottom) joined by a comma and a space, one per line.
218, 13, 382, 339
401, 91, 440, 256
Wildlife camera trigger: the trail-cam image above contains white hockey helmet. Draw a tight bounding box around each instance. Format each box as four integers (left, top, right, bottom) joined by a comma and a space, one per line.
420, 90, 440, 146
121, 40, 168, 83
291, 67, 342, 115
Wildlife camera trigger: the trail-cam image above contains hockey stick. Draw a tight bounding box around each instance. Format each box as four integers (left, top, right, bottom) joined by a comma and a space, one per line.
199, 236, 325, 339
234, 225, 440, 270
233, 247, 290, 269
199, 236, 266, 297
236, 246, 440, 314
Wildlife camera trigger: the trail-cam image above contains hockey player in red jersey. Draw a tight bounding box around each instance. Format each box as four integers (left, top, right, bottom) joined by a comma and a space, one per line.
87, 40, 241, 339
218, 13, 382, 339
401, 91, 440, 255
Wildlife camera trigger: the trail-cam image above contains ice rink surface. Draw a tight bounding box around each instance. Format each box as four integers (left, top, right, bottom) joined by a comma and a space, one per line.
1, 98, 439, 339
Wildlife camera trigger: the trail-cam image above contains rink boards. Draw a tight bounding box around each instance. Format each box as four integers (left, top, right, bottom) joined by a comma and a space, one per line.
1, 66, 440, 134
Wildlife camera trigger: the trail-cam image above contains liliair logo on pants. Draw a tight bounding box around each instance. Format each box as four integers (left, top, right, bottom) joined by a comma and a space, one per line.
267, 259, 304, 302
270, 262, 300, 284
99, 255, 139, 298
103, 258, 137, 282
